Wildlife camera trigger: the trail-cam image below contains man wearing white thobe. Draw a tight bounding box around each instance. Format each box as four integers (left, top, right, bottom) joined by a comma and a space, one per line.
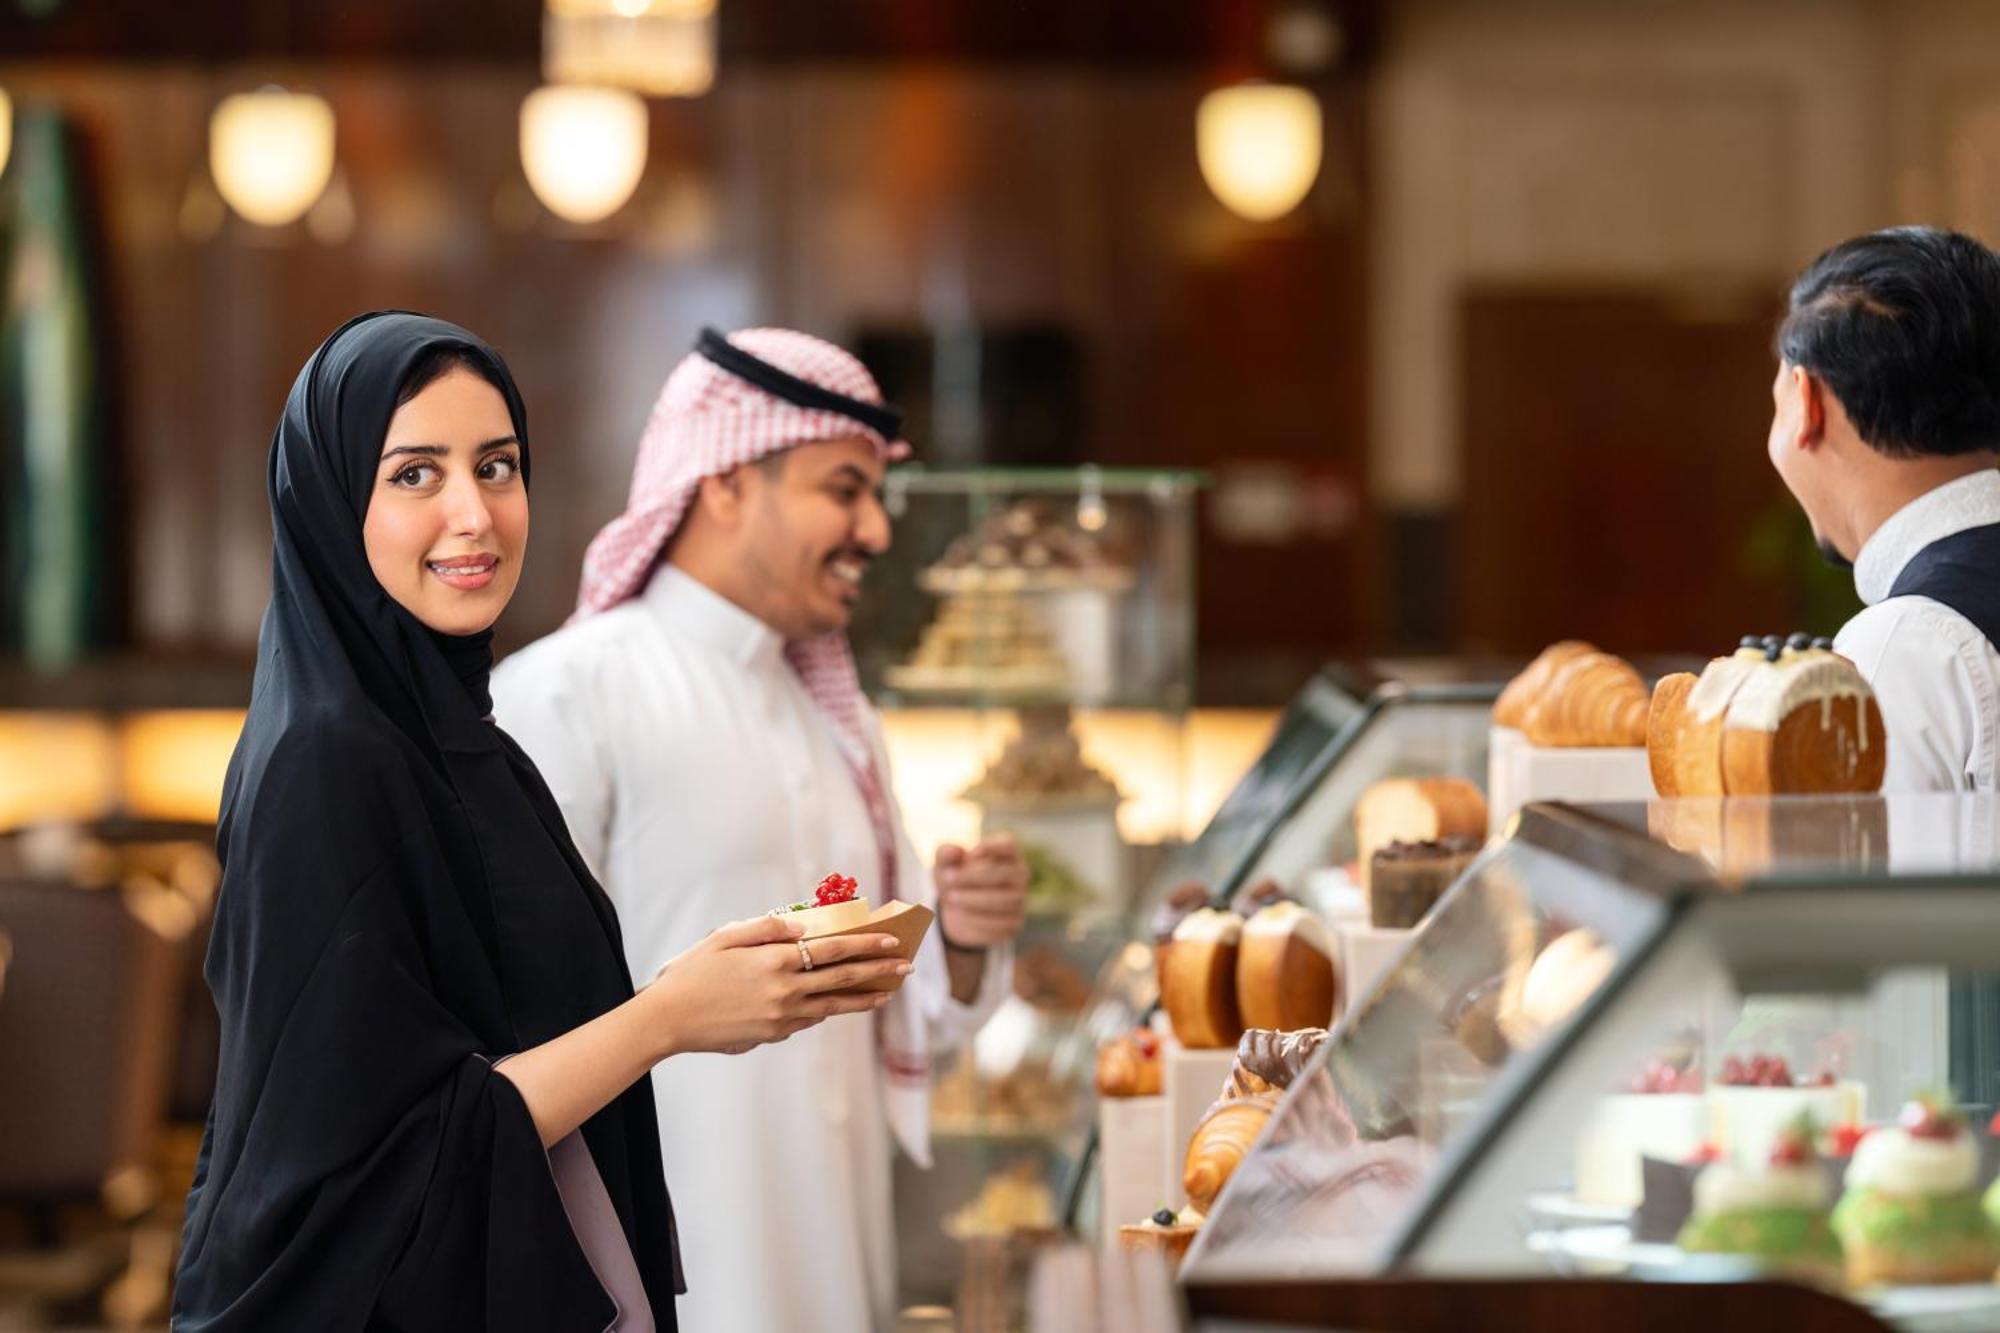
494, 328, 1026, 1332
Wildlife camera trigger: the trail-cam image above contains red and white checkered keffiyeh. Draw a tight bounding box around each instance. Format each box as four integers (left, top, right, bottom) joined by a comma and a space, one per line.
572, 328, 931, 1092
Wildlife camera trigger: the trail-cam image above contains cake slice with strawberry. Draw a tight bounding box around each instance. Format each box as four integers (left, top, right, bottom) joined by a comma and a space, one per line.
774, 873, 872, 937
771, 873, 938, 992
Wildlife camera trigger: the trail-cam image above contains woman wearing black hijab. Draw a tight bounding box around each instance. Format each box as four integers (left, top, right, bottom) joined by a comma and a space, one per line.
173, 312, 910, 1331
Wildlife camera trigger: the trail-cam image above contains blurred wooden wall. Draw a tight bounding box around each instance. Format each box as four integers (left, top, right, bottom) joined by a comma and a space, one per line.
0, 65, 1371, 697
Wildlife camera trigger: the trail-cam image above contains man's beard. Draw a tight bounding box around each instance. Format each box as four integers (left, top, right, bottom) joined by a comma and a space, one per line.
1818, 537, 1855, 571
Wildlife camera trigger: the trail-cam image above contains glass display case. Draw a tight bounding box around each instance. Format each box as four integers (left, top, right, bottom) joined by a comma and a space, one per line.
1052, 664, 1503, 1260
1212, 665, 1497, 913
852, 466, 1202, 1309
1187, 794, 2000, 1332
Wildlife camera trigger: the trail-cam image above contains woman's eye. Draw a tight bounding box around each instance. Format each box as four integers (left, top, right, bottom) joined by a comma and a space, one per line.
390, 464, 437, 488
479, 454, 521, 482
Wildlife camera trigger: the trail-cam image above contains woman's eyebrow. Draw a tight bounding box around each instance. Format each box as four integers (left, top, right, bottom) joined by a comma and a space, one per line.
380, 444, 448, 462
380, 435, 518, 463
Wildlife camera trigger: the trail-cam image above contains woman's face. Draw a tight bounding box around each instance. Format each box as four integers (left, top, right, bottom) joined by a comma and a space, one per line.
362, 366, 528, 635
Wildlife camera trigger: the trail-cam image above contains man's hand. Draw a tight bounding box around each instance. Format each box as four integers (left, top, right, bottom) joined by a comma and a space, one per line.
935, 834, 1030, 952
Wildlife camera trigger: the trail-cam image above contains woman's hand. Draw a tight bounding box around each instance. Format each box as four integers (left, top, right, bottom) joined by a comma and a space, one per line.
645, 916, 911, 1056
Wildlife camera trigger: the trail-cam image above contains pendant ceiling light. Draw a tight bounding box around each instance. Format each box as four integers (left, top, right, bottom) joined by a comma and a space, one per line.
544, 0, 717, 98
209, 88, 337, 227
1196, 82, 1322, 223
519, 84, 649, 225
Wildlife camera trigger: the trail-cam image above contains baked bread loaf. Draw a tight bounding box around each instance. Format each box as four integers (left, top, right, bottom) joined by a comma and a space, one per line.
1660, 645, 1767, 796
1161, 907, 1244, 1049
1151, 881, 1211, 999
1095, 1029, 1164, 1097
1236, 902, 1338, 1032
1721, 648, 1885, 794
1494, 640, 1597, 729
1368, 835, 1481, 929
1354, 778, 1487, 893
1646, 671, 1698, 796
1183, 1094, 1278, 1214
1228, 877, 1286, 918
1649, 640, 1884, 797
1521, 650, 1649, 747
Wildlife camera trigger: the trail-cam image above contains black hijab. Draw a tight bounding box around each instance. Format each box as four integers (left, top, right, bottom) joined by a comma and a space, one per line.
174, 312, 681, 1330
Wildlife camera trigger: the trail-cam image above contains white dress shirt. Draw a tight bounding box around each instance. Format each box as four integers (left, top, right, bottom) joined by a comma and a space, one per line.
1834, 468, 2000, 792
492, 567, 1009, 1333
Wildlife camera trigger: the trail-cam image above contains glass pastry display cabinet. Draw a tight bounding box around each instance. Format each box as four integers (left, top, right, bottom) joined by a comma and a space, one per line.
847, 466, 1203, 1313
1180, 794, 2000, 1333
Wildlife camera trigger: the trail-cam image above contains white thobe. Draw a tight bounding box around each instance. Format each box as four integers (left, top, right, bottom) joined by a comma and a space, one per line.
492, 567, 1009, 1333
1835, 469, 2000, 792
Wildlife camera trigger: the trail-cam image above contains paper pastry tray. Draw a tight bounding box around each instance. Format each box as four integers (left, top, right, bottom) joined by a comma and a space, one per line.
803, 901, 935, 992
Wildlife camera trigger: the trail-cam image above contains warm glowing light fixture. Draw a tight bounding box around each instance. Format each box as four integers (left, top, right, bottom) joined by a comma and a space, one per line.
520, 84, 649, 224
119, 710, 246, 824
1196, 82, 1322, 222
0, 713, 116, 831
0, 88, 12, 180
544, 0, 716, 98
209, 88, 337, 226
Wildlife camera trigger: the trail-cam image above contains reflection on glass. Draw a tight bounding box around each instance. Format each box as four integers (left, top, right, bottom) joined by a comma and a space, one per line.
1194, 835, 1666, 1276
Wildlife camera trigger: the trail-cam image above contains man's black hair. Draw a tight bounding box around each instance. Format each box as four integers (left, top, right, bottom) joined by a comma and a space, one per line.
1779, 226, 2000, 459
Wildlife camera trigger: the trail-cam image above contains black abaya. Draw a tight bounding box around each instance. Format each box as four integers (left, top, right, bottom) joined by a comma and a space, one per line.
173, 312, 681, 1330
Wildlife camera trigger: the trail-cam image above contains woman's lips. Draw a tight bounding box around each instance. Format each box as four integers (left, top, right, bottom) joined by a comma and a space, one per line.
427, 556, 499, 591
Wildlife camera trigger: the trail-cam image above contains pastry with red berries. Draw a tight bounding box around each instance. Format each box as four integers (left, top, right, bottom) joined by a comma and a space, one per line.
1677, 1113, 1843, 1286
771, 873, 936, 992
1832, 1092, 2000, 1286
773, 872, 871, 937
1095, 1028, 1164, 1098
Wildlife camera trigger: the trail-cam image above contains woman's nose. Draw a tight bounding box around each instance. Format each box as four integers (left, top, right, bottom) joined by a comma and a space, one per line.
442, 475, 493, 538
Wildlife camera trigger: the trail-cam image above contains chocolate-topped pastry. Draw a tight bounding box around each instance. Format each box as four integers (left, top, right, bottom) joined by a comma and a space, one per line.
1152, 880, 1214, 1001
1224, 1027, 1330, 1101
1151, 881, 1211, 943
1228, 877, 1287, 918
1368, 835, 1481, 929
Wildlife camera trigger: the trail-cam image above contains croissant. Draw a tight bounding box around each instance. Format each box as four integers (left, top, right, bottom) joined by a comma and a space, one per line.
1493, 640, 1596, 728
1183, 1094, 1277, 1214
1521, 650, 1648, 747
1095, 1032, 1163, 1098
1227, 1027, 1329, 1100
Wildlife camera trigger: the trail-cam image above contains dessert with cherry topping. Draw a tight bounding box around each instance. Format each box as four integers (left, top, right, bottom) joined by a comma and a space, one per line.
1832, 1092, 2000, 1286
772, 873, 871, 937
1572, 1056, 1708, 1207
1678, 1113, 1843, 1286
1709, 1052, 1865, 1169
1095, 1028, 1164, 1098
